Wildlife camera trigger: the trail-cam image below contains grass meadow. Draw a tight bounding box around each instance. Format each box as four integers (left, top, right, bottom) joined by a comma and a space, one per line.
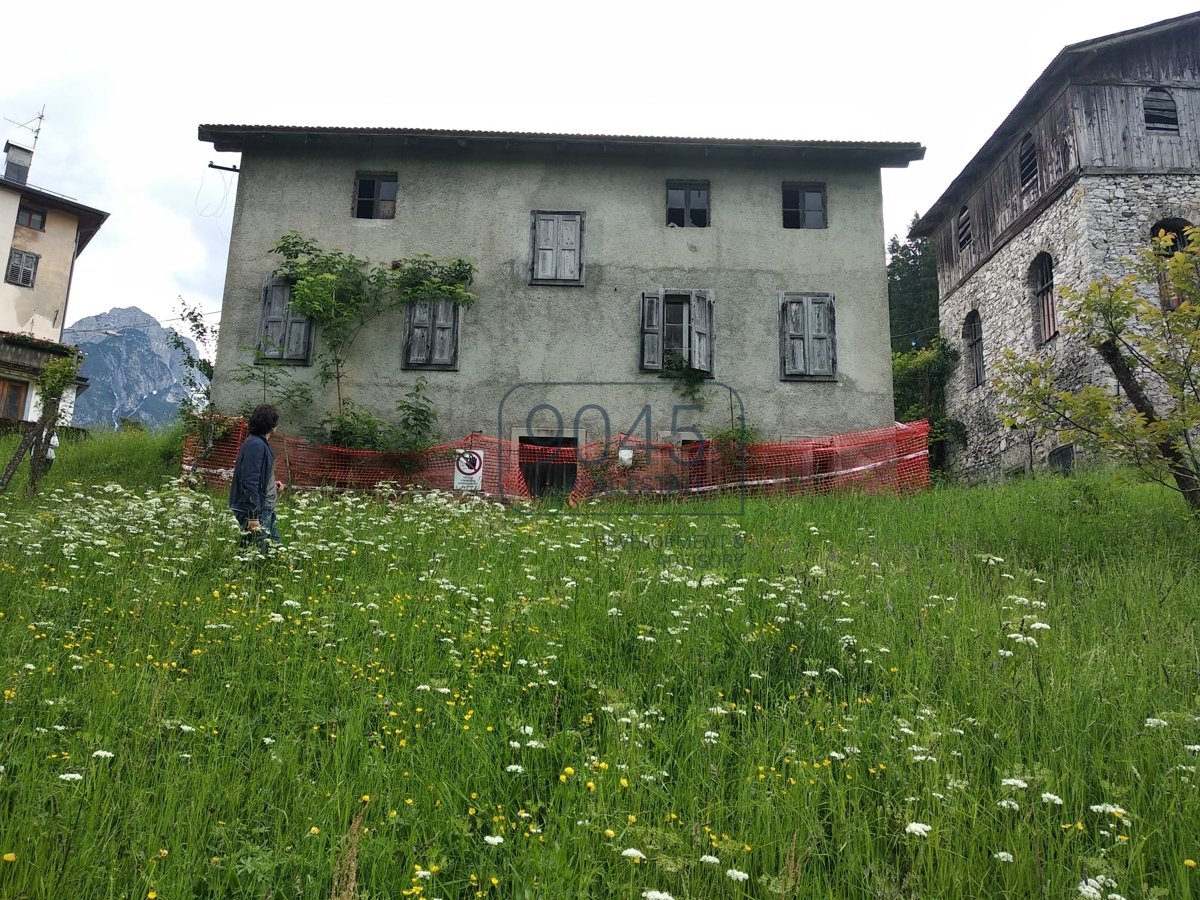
0, 429, 1198, 899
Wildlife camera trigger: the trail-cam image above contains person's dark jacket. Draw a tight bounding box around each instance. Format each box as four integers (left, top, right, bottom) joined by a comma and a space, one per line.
229, 434, 275, 519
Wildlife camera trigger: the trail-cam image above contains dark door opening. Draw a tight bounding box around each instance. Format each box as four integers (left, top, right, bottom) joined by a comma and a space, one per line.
519, 436, 578, 497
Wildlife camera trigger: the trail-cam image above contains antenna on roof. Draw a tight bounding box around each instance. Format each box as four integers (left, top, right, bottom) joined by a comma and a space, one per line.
4, 105, 45, 148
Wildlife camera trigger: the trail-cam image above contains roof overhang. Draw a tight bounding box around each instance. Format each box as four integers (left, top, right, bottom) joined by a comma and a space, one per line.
910, 10, 1200, 238
0, 177, 109, 254
199, 124, 925, 168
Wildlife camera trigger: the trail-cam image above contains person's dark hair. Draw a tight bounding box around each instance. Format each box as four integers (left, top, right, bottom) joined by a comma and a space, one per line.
246, 404, 280, 437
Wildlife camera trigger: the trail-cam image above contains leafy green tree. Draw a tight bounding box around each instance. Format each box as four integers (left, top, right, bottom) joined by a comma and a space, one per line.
270, 232, 475, 415
887, 215, 940, 353
995, 227, 1200, 516
892, 338, 963, 469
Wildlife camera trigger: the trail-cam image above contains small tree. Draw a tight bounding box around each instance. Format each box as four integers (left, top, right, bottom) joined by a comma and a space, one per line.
166, 299, 226, 454
0, 351, 81, 496
887, 215, 940, 353
994, 227, 1200, 515
892, 337, 963, 469
270, 232, 475, 416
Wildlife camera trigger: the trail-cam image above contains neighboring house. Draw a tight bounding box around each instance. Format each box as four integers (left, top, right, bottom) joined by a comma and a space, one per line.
200, 125, 923, 454
0, 141, 107, 424
911, 12, 1200, 480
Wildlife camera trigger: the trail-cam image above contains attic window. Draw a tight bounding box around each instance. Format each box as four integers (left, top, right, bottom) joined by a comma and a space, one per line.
1018, 134, 1038, 192
666, 181, 709, 228
354, 173, 397, 219
956, 206, 972, 252
16, 206, 46, 230
1144, 88, 1179, 134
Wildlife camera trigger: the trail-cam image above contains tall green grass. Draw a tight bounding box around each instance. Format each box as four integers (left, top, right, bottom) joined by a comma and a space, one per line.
0, 436, 1197, 899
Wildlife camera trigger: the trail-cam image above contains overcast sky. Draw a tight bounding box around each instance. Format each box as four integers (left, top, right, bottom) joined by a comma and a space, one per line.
4, 0, 1196, 337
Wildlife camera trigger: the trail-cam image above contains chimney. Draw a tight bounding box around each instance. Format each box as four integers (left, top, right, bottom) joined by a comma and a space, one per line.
4, 141, 33, 185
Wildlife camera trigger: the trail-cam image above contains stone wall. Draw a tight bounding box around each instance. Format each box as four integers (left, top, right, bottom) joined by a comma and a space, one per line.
939, 172, 1200, 480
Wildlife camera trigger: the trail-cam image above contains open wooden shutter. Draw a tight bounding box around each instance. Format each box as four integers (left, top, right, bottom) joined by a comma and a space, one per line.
640, 291, 663, 371
6, 251, 23, 285
430, 300, 458, 366
780, 294, 807, 376
807, 295, 835, 377
406, 301, 432, 366
690, 290, 714, 373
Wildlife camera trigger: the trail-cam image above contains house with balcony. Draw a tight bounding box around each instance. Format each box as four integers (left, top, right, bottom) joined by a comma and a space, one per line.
1, 141, 108, 425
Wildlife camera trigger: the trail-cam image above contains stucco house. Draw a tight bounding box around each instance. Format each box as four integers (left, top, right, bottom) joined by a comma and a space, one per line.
200, 125, 923, 455
911, 12, 1200, 479
1, 141, 107, 424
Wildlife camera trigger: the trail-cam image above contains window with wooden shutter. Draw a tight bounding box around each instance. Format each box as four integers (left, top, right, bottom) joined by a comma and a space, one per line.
256, 276, 313, 365
530, 211, 584, 284
6, 250, 38, 288
1144, 87, 1179, 134
404, 299, 460, 370
640, 291, 664, 371
963, 310, 984, 390
779, 293, 837, 380
690, 290, 714, 373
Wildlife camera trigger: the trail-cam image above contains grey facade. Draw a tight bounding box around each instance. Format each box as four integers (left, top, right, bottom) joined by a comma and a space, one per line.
912, 12, 1200, 480
200, 126, 923, 445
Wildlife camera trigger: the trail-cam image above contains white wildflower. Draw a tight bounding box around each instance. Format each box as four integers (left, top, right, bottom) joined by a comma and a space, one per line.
1144, 717, 1169, 729
622, 847, 647, 860
1041, 792, 1064, 805
997, 799, 1020, 811
91, 750, 114, 759
905, 822, 932, 837
700, 854, 720, 864
1001, 778, 1028, 789
993, 851, 1014, 862
59, 772, 83, 782
726, 868, 750, 881
484, 835, 504, 845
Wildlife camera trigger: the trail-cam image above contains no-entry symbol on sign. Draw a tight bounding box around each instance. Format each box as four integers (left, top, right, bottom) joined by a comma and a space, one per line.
454, 449, 484, 491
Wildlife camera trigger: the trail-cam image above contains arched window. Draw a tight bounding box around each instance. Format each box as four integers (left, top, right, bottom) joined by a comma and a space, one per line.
1031, 253, 1056, 342
1150, 217, 1193, 310
1018, 134, 1039, 193
956, 206, 973, 253
1145, 88, 1179, 134
963, 311, 984, 389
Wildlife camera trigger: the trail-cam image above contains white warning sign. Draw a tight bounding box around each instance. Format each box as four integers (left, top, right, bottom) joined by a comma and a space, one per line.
453, 449, 485, 491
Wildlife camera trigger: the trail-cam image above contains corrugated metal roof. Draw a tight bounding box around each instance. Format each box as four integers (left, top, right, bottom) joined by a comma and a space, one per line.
197, 124, 925, 164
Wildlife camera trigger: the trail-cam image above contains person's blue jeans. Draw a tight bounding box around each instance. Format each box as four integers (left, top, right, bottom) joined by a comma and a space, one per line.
235, 508, 281, 551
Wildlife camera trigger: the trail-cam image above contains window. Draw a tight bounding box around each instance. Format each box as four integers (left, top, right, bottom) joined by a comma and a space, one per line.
16, 206, 46, 230
257, 276, 314, 364
353, 173, 397, 219
666, 181, 709, 227
956, 206, 972, 252
963, 311, 984, 390
6, 250, 38, 288
0, 377, 28, 420
530, 211, 584, 284
1047, 444, 1075, 475
519, 435, 577, 497
1018, 134, 1039, 193
404, 298, 460, 369
1151, 218, 1193, 310
779, 293, 836, 379
640, 290, 714, 373
1031, 252, 1056, 342
1144, 88, 1179, 134
782, 184, 826, 229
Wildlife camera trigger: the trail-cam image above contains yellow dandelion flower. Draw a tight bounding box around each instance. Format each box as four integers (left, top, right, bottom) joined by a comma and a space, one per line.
604, 829, 615, 839
309, 826, 320, 835
3, 853, 15, 863
1185, 859, 1197, 868
361, 794, 371, 803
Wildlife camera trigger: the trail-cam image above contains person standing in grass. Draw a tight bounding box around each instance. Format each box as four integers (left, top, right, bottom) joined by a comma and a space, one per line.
229, 404, 283, 549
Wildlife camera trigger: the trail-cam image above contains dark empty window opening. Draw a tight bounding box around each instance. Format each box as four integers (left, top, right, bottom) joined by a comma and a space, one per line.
663, 294, 692, 367
354, 174, 398, 219
1018, 135, 1039, 192
1151, 217, 1193, 310
963, 310, 984, 390
956, 206, 972, 252
666, 181, 709, 227
16, 206, 46, 230
1031, 252, 1056, 342
1144, 88, 1179, 134
782, 184, 826, 229
1047, 444, 1075, 475
519, 436, 578, 498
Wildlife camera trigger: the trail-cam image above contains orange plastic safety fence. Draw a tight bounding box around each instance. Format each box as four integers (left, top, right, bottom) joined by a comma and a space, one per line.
182, 420, 930, 503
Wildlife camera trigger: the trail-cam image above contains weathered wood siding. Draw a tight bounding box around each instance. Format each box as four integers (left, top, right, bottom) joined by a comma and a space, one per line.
933, 23, 1200, 299
931, 91, 1076, 297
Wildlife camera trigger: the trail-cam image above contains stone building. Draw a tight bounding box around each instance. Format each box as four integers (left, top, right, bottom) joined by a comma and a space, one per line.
199, 125, 923, 451
910, 12, 1200, 479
